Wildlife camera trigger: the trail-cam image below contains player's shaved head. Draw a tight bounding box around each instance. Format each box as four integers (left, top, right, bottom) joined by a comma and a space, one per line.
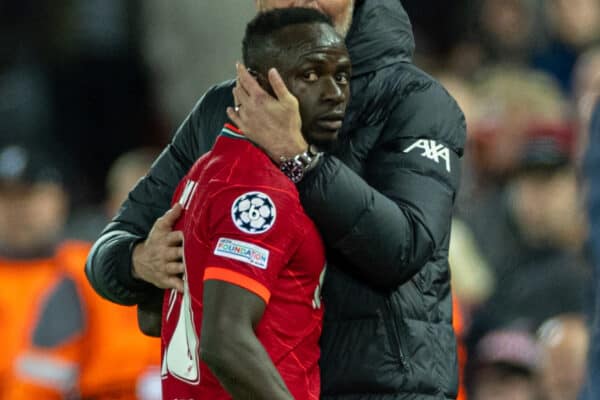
241, 7, 350, 148
242, 7, 335, 80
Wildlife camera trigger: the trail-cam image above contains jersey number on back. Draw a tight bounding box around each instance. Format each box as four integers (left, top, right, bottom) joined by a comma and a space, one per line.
161, 274, 200, 384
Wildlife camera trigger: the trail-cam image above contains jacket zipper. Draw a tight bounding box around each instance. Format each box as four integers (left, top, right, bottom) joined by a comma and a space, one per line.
384, 298, 409, 371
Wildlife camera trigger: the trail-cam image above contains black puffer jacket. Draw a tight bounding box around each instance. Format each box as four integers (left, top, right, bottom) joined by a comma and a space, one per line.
86, 1, 466, 398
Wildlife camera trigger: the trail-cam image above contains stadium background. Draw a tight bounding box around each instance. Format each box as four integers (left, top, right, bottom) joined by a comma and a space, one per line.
0, 0, 599, 399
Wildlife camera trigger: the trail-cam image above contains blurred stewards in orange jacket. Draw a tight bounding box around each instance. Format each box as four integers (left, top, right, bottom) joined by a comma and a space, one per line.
0, 145, 160, 399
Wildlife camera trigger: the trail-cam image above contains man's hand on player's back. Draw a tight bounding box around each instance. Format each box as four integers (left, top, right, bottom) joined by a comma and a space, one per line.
131, 203, 185, 293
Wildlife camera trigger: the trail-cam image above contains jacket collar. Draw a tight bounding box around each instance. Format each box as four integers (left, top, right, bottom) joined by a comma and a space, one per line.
346, 0, 415, 77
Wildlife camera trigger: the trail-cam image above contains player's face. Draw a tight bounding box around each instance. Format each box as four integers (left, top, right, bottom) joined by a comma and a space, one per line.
271, 23, 351, 147
256, 0, 354, 36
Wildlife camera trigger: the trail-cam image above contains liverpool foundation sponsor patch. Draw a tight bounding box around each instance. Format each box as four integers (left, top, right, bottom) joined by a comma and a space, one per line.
214, 237, 270, 269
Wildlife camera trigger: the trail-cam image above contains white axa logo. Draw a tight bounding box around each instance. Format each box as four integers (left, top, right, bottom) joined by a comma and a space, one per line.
403, 139, 451, 172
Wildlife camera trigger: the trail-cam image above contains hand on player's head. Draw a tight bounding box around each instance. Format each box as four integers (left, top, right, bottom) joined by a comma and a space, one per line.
229, 8, 351, 159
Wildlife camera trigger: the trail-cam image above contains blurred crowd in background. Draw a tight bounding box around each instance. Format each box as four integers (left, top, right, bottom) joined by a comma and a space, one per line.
1, 0, 599, 399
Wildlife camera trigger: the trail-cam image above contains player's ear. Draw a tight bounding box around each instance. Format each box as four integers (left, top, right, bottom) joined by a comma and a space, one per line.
249, 68, 275, 98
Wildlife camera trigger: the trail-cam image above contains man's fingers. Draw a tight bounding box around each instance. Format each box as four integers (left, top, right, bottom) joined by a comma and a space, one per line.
165, 247, 184, 262
166, 276, 185, 293
166, 230, 184, 246
157, 203, 183, 229
227, 106, 243, 127
234, 68, 251, 100
237, 62, 264, 98
232, 84, 241, 108
166, 261, 185, 275
152, 261, 184, 289
268, 68, 292, 101
233, 85, 250, 107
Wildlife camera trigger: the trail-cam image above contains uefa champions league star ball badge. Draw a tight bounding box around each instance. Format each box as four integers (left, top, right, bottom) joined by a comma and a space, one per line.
231, 192, 276, 234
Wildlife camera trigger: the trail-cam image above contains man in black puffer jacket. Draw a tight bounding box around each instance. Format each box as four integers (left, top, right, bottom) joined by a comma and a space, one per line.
86, 1, 466, 399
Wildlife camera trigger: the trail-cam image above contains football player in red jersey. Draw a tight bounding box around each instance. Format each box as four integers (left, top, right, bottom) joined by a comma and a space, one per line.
160, 8, 351, 400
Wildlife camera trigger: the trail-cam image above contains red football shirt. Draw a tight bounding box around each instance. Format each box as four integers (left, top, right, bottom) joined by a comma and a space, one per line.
161, 124, 326, 400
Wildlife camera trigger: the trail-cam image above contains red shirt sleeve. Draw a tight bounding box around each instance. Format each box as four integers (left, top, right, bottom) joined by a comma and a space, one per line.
200, 185, 303, 303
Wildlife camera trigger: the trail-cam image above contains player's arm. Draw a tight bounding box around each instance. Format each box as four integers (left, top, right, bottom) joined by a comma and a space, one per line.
200, 279, 294, 400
